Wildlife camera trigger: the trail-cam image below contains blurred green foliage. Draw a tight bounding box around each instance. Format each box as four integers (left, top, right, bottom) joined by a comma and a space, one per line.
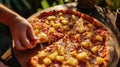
0, 0, 65, 18
0, 0, 119, 31
98, 0, 120, 10
0, 0, 120, 17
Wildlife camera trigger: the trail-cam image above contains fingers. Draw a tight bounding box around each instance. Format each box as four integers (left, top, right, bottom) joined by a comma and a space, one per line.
14, 39, 26, 50
20, 31, 36, 49
13, 30, 36, 50
27, 25, 39, 43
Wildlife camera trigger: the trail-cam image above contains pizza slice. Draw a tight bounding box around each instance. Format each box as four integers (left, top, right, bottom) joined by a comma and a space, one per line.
34, 10, 82, 35
29, 34, 109, 67
29, 18, 63, 43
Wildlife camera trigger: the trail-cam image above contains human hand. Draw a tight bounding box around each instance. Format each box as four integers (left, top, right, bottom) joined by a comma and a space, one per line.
9, 16, 38, 50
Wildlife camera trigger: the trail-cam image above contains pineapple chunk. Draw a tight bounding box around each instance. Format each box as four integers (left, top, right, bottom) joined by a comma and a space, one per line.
86, 32, 93, 38
34, 24, 40, 29
49, 27, 55, 33
81, 41, 90, 48
53, 23, 61, 28
43, 57, 52, 65
91, 46, 98, 53
63, 26, 69, 30
67, 31, 74, 35
44, 20, 49, 24
59, 16, 65, 20
96, 35, 103, 41
56, 55, 64, 62
37, 33, 48, 42
59, 12, 63, 16
70, 51, 77, 56
37, 51, 46, 58
48, 51, 58, 60
47, 16, 56, 20
76, 52, 87, 60
71, 15, 76, 20
34, 64, 43, 67
61, 19, 69, 25
96, 57, 104, 64
50, 21, 55, 26
88, 23, 93, 28
34, 29, 40, 35
74, 34, 80, 39
76, 27, 83, 33
30, 56, 39, 66
57, 46, 64, 55
66, 57, 78, 66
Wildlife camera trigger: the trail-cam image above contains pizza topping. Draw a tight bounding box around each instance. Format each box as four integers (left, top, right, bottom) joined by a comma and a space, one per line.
57, 46, 64, 55
58, 12, 63, 16
48, 51, 58, 60
47, 16, 56, 20
53, 23, 61, 28
96, 57, 104, 64
30, 56, 39, 66
66, 57, 78, 66
71, 14, 76, 20
86, 32, 93, 38
88, 23, 93, 28
61, 19, 69, 25
43, 57, 52, 65
56, 55, 64, 62
37, 32, 48, 42
37, 51, 47, 58
80, 40, 91, 48
59, 16, 65, 20
49, 27, 55, 33
44, 20, 49, 25
49, 20, 55, 27
70, 51, 77, 57
76, 52, 87, 60
95, 35, 103, 41
91, 46, 99, 53
34, 29, 40, 35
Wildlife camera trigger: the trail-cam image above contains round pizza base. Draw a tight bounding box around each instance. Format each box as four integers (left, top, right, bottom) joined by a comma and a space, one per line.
13, 3, 119, 67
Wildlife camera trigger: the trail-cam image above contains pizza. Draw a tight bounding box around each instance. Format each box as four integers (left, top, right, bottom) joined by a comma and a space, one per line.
28, 10, 116, 67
